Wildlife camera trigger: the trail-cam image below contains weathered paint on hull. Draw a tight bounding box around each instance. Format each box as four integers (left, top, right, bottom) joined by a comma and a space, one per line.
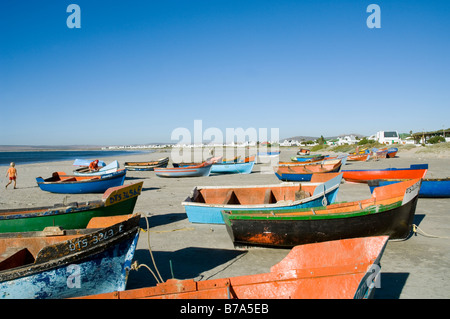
36, 170, 127, 194
210, 161, 255, 174
0, 197, 138, 233
0, 233, 139, 299
369, 178, 450, 198
223, 194, 418, 248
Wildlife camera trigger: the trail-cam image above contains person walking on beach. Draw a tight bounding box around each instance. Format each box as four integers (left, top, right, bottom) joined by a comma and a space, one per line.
5, 162, 17, 189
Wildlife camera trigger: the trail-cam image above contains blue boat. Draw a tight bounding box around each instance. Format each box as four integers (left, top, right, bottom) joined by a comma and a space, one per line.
0, 214, 140, 299
36, 169, 127, 194
182, 173, 343, 224
368, 177, 450, 198
210, 161, 255, 174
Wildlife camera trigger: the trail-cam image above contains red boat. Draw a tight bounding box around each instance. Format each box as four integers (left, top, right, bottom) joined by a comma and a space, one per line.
342, 164, 428, 183
347, 153, 371, 162
77, 236, 389, 299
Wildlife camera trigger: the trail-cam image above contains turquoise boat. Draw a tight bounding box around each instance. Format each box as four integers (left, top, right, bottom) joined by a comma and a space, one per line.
0, 214, 140, 299
182, 173, 343, 224
210, 161, 255, 174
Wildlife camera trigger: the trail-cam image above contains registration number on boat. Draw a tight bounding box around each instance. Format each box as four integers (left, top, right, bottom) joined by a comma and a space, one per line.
69, 224, 125, 251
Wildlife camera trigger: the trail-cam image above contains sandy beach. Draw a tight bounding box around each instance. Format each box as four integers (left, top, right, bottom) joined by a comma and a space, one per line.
1, 147, 449, 299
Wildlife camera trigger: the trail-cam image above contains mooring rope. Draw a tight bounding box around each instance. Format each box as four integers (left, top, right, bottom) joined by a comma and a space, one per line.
412, 224, 450, 239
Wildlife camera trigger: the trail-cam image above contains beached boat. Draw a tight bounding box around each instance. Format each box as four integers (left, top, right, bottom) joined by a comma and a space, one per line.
0, 182, 143, 233
274, 160, 342, 182
342, 164, 428, 183
77, 236, 389, 299
386, 147, 398, 158
297, 148, 311, 155
124, 157, 169, 171
154, 162, 212, 178
347, 153, 371, 162
222, 179, 421, 248
368, 177, 450, 198
0, 214, 141, 299
210, 161, 255, 174
279, 156, 347, 167
290, 155, 326, 162
73, 160, 120, 176
172, 156, 222, 168
182, 173, 343, 224
36, 169, 127, 194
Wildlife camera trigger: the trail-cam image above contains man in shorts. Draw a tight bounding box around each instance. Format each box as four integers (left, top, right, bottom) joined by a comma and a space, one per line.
5, 162, 17, 189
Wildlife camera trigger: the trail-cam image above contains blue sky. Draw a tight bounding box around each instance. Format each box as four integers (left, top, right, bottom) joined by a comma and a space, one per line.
1, 0, 449, 145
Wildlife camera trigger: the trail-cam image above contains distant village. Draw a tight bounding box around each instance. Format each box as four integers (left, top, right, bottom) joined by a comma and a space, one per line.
103, 129, 450, 150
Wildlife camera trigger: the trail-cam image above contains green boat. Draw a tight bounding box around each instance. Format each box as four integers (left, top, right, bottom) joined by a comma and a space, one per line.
0, 182, 143, 233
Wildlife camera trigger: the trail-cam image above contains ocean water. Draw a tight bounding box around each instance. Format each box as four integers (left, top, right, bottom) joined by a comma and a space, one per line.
0, 150, 152, 166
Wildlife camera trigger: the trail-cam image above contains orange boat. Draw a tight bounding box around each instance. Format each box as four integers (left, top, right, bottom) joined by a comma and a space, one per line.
78, 236, 388, 299
347, 153, 371, 161
275, 160, 342, 181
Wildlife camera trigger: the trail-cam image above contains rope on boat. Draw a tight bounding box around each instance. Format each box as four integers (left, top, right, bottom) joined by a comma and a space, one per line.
412, 224, 450, 239
129, 214, 164, 284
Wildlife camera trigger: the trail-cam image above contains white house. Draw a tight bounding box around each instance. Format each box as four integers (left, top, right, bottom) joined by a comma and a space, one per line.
375, 131, 401, 144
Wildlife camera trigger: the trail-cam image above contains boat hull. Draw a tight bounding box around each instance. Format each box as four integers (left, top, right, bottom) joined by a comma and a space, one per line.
210, 161, 255, 174
124, 157, 169, 171
154, 164, 212, 178
222, 179, 421, 248
368, 178, 450, 198
182, 174, 343, 224
0, 182, 143, 233
342, 164, 428, 183
36, 170, 127, 194
0, 215, 140, 299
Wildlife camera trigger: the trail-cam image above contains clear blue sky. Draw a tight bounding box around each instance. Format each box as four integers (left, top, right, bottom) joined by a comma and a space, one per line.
1, 0, 449, 145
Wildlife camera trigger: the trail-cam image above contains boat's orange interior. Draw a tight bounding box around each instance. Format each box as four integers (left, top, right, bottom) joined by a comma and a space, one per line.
77, 236, 388, 299
46, 172, 101, 182
193, 184, 317, 205
277, 163, 339, 174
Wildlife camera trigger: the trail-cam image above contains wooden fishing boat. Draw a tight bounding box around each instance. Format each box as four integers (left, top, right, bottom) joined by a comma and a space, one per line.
124, 157, 169, 171
0, 182, 143, 233
0, 214, 141, 299
172, 156, 222, 168
347, 153, 371, 161
274, 160, 342, 182
279, 156, 347, 167
222, 179, 421, 248
368, 177, 450, 198
222, 156, 240, 163
36, 169, 127, 194
182, 173, 343, 224
342, 164, 428, 183
290, 155, 326, 162
297, 148, 311, 155
386, 147, 398, 158
77, 236, 389, 299
210, 161, 255, 174
73, 160, 120, 176
372, 148, 388, 160
154, 162, 212, 178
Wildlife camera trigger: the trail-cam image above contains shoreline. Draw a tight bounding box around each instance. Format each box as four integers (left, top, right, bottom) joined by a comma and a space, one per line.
1, 148, 449, 298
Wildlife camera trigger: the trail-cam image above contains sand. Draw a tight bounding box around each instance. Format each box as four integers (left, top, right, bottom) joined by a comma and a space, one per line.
1, 147, 449, 299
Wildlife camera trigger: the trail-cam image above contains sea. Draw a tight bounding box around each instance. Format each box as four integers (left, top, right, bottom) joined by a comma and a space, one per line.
0, 150, 153, 166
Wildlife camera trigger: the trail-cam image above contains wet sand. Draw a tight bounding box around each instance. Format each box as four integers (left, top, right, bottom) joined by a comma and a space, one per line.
1, 147, 449, 299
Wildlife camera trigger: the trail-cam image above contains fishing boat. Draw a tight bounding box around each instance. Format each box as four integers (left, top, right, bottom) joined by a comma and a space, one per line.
210, 161, 255, 174
172, 156, 222, 168
36, 169, 127, 194
279, 156, 347, 167
124, 157, 169, 171
274, 160, 342, 182
0, 182, 143, 233
222, 179, 421, 248
347, 153, 371, 162
73, 160, 120, 176
372, 148, 388, 160
386, 147, 398, 158
342, 164, 428, 183
182, 173, 343, 224
290, 155, 326, 162
297, 148, 311, 155
0, 214, 141, 299
368, 177, 450, 198
154, 162, 212, 178
77, 236, 389, 299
